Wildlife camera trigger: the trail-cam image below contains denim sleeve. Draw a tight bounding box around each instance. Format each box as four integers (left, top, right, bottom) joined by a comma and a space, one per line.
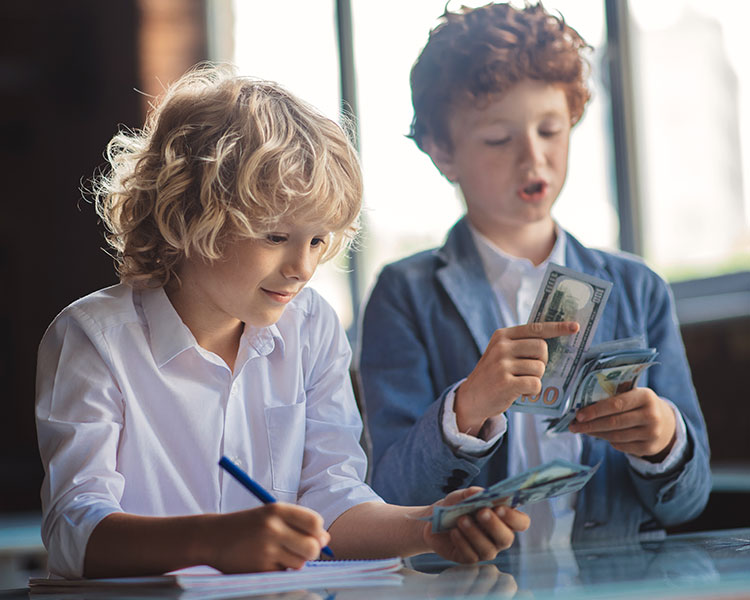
625, 270, 711, 525
357, 266, 499, 505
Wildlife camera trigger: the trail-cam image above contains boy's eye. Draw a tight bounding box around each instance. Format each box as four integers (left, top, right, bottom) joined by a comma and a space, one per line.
485, 137, 511, 147
266, 234, 287, 244
310, 237, 327, 248
540, 129, 561, 138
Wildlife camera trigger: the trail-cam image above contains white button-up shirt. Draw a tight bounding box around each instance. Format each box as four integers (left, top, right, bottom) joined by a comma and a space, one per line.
36, 284, 381, 577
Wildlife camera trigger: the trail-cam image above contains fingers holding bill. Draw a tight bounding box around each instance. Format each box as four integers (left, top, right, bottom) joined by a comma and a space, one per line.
508, 321, 580, 340
450, 506, 528, 562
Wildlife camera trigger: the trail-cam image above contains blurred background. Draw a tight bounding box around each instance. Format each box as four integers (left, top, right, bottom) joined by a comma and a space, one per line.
1, 0, 749, 583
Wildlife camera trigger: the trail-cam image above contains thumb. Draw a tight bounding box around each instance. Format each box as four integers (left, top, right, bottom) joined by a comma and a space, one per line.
440, 486, 484, 507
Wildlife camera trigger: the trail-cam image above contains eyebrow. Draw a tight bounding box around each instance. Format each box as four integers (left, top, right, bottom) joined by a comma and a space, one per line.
475, 109, 568, 127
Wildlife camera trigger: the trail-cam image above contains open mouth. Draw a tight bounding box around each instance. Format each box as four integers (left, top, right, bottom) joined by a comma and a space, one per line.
519, 180, 548, 201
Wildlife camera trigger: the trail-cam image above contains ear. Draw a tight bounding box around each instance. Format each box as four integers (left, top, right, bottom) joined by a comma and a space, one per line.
422, 135, 458, 183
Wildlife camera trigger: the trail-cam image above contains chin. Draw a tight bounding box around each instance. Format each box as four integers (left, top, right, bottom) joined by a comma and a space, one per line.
519, 206, 554, 222
245, 312, 284, 328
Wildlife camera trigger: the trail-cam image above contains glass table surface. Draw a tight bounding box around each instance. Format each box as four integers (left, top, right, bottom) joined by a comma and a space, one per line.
399, 526, 750, 599
8, 527, 750, 600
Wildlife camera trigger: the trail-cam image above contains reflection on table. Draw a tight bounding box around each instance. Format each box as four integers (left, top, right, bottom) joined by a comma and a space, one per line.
401, 527, 750, 599
10, 527, 750, 600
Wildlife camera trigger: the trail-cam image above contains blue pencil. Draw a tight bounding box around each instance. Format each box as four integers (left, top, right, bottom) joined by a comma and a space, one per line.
219, 455, 334, 558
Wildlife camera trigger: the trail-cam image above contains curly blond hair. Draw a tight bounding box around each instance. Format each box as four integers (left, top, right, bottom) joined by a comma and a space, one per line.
93, 63, 362, 287
409, 2, 591, 151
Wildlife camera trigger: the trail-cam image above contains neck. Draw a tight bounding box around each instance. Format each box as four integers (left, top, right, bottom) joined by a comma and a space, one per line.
165, 282, 244, 372
469, 217, 557, 266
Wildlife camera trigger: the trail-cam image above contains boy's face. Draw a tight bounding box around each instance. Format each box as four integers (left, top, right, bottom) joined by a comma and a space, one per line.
174, 220, 330, 330
428, 79, 572, 239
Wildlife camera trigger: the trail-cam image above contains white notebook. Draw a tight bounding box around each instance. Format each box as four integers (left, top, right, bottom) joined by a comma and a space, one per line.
29, 558, 404, 598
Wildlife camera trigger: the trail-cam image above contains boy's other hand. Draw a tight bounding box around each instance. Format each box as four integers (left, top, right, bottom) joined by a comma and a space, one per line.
422, 487, 529, 564
455, 321, 579, 435
209, 503, 330, 573
569, 387, 677, 461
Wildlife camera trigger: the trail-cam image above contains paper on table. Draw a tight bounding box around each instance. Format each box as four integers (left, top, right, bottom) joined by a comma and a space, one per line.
29, 558, 404, 598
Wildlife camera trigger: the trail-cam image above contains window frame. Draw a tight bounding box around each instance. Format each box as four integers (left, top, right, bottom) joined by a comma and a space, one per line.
217, 0, 750, 329
604, 0, 750, 324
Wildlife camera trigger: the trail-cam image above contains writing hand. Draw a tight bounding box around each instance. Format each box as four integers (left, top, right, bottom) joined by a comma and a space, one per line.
209, 504, 330, 573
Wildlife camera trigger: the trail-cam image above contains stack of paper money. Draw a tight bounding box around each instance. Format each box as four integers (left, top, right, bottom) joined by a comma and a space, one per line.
429, 459, 599, 533
545, 337, 658, 433
509, 264, 657, 429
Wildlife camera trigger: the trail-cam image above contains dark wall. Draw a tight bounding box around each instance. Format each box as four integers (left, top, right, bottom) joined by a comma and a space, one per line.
670, 315, 750, 533
1, 1, 141, 510
683, 316, 750, 464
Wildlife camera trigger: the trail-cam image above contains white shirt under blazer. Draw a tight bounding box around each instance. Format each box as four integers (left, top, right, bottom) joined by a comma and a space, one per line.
36, 284, 381, 578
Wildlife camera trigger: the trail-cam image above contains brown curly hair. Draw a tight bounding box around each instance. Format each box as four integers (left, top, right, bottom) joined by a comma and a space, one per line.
409, 2, 591, 152
92, 63, 362, 288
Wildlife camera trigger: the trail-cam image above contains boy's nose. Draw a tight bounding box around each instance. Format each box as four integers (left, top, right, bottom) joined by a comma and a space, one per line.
519, 133, 545, 168
282, 248, 316, 282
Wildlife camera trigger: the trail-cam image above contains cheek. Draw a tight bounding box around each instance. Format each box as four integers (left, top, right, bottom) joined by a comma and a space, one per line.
555, 138, 570, 162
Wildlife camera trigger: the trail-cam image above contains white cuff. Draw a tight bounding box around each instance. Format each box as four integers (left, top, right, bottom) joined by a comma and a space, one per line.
627, 399, 688, 475
441, 381, 507, 456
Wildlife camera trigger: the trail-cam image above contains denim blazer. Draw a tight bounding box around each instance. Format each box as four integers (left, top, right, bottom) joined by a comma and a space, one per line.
358, 217, 711, 543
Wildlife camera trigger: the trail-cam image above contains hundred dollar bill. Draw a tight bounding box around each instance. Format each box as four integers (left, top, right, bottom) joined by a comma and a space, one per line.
510, 264, 613, 416
429, 460, 599, 533
547, 359, 657, 433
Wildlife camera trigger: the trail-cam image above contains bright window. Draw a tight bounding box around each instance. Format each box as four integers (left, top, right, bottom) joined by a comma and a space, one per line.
226, 0, 750, 328
629, 0, 750, 281
230, 0, 356, 328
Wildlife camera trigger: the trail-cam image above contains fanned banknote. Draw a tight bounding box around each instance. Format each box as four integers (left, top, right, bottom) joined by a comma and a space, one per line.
546, 338, 659, 433
429, 460, 599, 533
510, 264, 612, 416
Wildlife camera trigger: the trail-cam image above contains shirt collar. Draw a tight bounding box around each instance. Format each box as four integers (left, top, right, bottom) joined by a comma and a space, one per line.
468, 222, 567, 281
139, 286, 284, 368
240, 323, 285, 360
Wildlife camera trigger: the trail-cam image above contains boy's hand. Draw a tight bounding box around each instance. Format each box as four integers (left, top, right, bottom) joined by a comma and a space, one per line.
455, 321, 580, 435
569, 387, 677, 461
422, 487, 530, 563
210, 504, 330, 573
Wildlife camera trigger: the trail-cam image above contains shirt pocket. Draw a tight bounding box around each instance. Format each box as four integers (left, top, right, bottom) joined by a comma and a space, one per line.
264, 403, 306, 494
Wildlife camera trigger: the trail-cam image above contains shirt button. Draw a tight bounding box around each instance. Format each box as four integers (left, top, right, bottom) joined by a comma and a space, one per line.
230, 456, 244, 470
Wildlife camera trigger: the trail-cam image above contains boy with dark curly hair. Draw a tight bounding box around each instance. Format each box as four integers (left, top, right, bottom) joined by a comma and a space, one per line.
359, 2, 710, 549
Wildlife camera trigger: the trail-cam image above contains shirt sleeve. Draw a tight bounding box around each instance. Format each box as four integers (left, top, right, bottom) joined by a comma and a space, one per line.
35, 307, 125, 578
295, 293, 383, 527
441, 381, 507, 456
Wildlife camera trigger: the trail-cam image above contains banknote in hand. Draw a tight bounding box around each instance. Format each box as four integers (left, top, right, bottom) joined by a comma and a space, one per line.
546, 340, 658, 433
510, 264, 612, 416
429, 460, 599, 533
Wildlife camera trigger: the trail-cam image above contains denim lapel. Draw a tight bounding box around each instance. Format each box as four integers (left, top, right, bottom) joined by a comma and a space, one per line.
435, 218, 504, 354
